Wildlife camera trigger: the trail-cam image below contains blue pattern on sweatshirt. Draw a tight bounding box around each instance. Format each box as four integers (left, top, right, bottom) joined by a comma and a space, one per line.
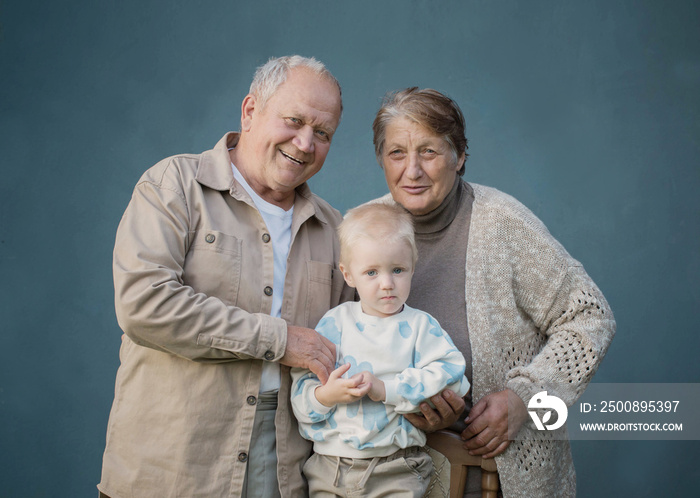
312, 415, 337, 431
398, 321, 413, 338
398, 415, 416, 434
427, 315, 444, 337
343, 355, 375, 420
343, 355, 374, 378
316, 316, 342, 345
397, 380, 426, 404
292, 371, 316, 398
439, 359, 466, 384
344, 436, 375, 450
308, 410, 328, 423
359, 400, 390, 432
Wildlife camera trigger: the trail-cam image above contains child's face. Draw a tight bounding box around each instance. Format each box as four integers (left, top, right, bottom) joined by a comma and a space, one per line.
340, 237, 414, 318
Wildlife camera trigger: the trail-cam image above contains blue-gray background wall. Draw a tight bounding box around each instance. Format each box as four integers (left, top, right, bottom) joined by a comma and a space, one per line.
1, 0, 698, 496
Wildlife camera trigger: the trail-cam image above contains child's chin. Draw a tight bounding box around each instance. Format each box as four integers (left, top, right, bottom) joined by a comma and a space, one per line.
381, 305, 403, 316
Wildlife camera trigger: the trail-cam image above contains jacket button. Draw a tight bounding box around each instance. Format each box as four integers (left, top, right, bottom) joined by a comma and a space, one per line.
264, 286, 273, 296
264, 351, 275, 361
262, 233, 271, 243
205, 234, 215, 243
247, 395, 257, 405
238, 452, 248, 462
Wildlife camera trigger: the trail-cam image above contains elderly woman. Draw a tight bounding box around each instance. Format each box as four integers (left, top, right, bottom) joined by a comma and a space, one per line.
370, 88, 615, 497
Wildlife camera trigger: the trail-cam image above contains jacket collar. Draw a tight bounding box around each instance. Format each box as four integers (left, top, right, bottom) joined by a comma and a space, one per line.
196, 132, 329, 225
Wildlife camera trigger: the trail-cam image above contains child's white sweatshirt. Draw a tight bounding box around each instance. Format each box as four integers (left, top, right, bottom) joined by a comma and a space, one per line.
291, 302, 470, 458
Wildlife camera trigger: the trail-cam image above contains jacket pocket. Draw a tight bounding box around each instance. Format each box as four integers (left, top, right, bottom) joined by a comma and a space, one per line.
305, 261, 343, 328
183, 229, 242, 305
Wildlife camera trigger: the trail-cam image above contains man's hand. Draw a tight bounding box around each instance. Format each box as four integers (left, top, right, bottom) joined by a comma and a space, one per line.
460, 389, 528, 459
315, 363, 372, 407
403, 389, 466, 433
280, 325, 337, 384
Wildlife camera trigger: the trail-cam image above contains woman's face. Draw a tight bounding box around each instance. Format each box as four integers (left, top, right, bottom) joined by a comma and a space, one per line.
381, 117, 463, 216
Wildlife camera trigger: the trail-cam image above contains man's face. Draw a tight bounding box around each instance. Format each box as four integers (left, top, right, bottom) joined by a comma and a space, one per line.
239, 68, 342, 207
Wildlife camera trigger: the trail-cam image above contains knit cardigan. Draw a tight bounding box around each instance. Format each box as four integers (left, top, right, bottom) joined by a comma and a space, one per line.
375, 183, 616, 497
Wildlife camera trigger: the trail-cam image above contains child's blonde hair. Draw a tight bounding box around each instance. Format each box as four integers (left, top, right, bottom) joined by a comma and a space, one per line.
338, 203, 418, 268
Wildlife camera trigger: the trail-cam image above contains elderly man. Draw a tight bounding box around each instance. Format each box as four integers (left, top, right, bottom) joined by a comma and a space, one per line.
98, 56, 353, 498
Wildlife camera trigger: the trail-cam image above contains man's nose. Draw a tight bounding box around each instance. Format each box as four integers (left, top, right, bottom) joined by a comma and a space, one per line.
293, 126, 315, 154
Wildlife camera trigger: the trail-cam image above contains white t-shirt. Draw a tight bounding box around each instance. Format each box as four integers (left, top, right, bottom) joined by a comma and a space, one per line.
232, 163, 293, 393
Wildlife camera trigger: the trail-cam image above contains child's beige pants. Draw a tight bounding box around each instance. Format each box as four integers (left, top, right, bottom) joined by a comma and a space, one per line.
303, 446, 433, 497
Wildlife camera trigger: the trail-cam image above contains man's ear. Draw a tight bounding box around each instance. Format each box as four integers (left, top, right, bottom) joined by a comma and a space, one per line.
240, 94, 257, 132
339, 263, 355, 288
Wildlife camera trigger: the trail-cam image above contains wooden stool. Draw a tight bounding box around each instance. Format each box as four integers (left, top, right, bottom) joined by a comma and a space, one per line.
425, 430, 499, 498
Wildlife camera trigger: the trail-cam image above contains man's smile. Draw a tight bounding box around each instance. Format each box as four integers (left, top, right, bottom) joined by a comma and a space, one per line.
280, 149, 306, 165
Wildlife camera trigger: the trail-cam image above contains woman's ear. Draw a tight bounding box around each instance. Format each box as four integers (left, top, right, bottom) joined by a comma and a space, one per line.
457, 152, 466, 171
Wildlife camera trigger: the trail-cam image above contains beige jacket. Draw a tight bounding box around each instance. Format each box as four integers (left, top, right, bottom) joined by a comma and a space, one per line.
99, 132, 352, 497
378, 183, 615, 497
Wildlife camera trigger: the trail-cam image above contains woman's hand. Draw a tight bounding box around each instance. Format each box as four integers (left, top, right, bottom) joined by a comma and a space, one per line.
314, 363, 371, 407
460, 389, 528, 459
403, 389, 466, 432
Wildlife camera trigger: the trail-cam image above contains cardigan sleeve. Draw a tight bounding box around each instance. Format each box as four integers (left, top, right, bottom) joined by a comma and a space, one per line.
505, 263, 616, 406
494, 196, 616, 406
467, 185, 616, 408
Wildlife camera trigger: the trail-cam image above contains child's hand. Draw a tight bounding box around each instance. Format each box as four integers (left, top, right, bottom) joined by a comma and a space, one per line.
352, 371, 386, 403
314, 363, 372, 407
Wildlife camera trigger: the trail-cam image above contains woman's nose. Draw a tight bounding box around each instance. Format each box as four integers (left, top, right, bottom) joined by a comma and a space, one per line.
405, 153, 423, 179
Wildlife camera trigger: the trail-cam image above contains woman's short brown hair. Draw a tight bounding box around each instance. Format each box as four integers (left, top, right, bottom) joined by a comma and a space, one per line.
372, 87, 469, 175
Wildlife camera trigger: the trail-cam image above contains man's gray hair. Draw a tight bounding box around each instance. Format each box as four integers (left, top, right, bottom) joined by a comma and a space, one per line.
249, 55, 342, 112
